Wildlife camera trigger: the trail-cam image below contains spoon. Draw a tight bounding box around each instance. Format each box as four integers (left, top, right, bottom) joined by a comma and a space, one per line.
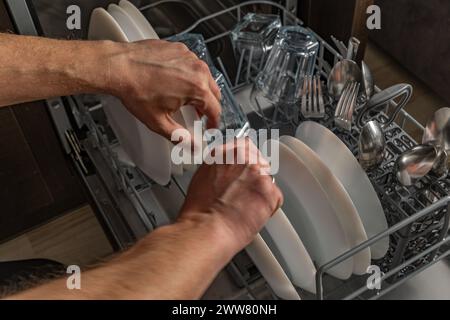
328, 36, 363, 101
395, 144, 438, 186
357, 83, 413, 168
358, 120, 385, 169
328, 60, 362, 101
425, 140, 449, 178
422, 107, 450, 152
432, 146, 449, 178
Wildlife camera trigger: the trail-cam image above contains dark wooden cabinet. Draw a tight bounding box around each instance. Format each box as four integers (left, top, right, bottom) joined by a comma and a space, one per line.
298, 0, 374, 63
0, 0, 87, 242
370, 0, 450, 105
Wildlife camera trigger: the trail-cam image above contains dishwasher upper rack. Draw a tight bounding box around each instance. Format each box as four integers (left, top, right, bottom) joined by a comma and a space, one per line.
139, 0, 450, 300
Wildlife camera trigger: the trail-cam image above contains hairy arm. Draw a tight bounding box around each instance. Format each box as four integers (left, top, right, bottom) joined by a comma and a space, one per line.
7, 141, 282, 299
0, 33, 110, 107
0, 33, 221, 138
8, 215, 235, 300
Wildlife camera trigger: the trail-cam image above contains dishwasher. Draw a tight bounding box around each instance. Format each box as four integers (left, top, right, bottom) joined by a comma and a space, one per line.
5, 0, 449, 300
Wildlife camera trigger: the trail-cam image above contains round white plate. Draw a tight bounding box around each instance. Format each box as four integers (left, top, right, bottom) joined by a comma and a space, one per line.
88, 8, 128, 42
112, 145, 135, 167
88, 8, 172, 185
296, 121, 389, 259
108, 4, 144, 42
246, 235, 301, 300
272, 139, 353, 280
109, 3, 201, 175
264, 208, 316, 293
119, 0, 159, 40
280, 136, 370, 275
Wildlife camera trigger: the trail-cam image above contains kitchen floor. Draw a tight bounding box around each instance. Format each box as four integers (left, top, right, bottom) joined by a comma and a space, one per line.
0, 205, 113, 268
364, 42, 449, 141
0, 41, 448, 298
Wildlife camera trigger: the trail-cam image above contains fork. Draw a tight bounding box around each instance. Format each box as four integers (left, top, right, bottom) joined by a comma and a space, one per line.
334, 81, 360, 131
300, 75, 325, 119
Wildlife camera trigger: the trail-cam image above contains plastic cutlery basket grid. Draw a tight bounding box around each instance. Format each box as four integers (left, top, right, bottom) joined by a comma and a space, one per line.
76, 1, 449, 299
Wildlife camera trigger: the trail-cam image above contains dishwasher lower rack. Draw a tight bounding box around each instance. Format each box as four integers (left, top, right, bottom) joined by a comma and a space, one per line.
73, 0, 449, 300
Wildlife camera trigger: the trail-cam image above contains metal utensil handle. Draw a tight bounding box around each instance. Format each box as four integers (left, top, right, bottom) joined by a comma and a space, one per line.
356, 83, 413, 128
350, 37, 361, 60
346, 39, 354, 60
331, 35, 347, 57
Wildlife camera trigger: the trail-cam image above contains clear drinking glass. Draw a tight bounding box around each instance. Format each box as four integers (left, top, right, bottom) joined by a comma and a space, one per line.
212, 68, 248, 135
167, 33, 214, 67
231, 13, 282, 62
169, 33, 248, 136
254, 26, 319, 106
230, 13, 282, 83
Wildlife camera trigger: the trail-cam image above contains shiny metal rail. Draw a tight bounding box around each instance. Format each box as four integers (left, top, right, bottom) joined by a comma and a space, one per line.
315, 196, 450, 300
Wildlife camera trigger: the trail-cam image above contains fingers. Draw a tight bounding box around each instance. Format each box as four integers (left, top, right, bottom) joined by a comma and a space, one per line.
250, 170, 284, 216
236, 138, 282, 214
166, 44, 222, 130
180, 58, 221, 129
208, 73, 222, 102
271, 184, 284, 215
153, 113, 187, 142
192, 89, 221, 129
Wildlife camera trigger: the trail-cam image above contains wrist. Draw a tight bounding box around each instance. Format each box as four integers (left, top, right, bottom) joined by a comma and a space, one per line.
176, 211, 241, 262
62, 39, 124, 95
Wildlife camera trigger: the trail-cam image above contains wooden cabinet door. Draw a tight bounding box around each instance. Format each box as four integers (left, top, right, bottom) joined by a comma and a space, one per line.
298, 0, 374, 63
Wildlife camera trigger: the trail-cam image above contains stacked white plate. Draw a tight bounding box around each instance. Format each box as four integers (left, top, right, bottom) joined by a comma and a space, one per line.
295, 121, 389, 259
88, 4, 172, 185
267, 121, 389, 282
264, 124, 389, 287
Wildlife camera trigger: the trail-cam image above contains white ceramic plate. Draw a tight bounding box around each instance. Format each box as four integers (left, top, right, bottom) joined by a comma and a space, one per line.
111, 3, 189, 177
264, 208, 316, 293
112, 3, 199, 175
280, 136, 370, 275
245, 235, 301, 300
112, 145, 135, 167
119, 0, 159, 39
272, 139, 353, 279
296, 121, 389, 259
108, 4, 144, 41
88, 7, 128, 42
88, 8, 172, 185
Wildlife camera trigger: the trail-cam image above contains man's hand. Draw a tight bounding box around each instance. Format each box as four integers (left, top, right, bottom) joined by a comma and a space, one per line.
179, 139, 284, 253
8, 140, 283, 300
0, 35, 221, 140
105, 39, 222, 139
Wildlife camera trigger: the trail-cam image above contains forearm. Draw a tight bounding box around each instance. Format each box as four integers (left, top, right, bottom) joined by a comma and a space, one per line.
0, 33, 114, 107
7, 213, 237, 300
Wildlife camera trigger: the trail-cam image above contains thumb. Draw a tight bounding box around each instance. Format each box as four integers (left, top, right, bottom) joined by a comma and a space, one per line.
155, 114, 192, 145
